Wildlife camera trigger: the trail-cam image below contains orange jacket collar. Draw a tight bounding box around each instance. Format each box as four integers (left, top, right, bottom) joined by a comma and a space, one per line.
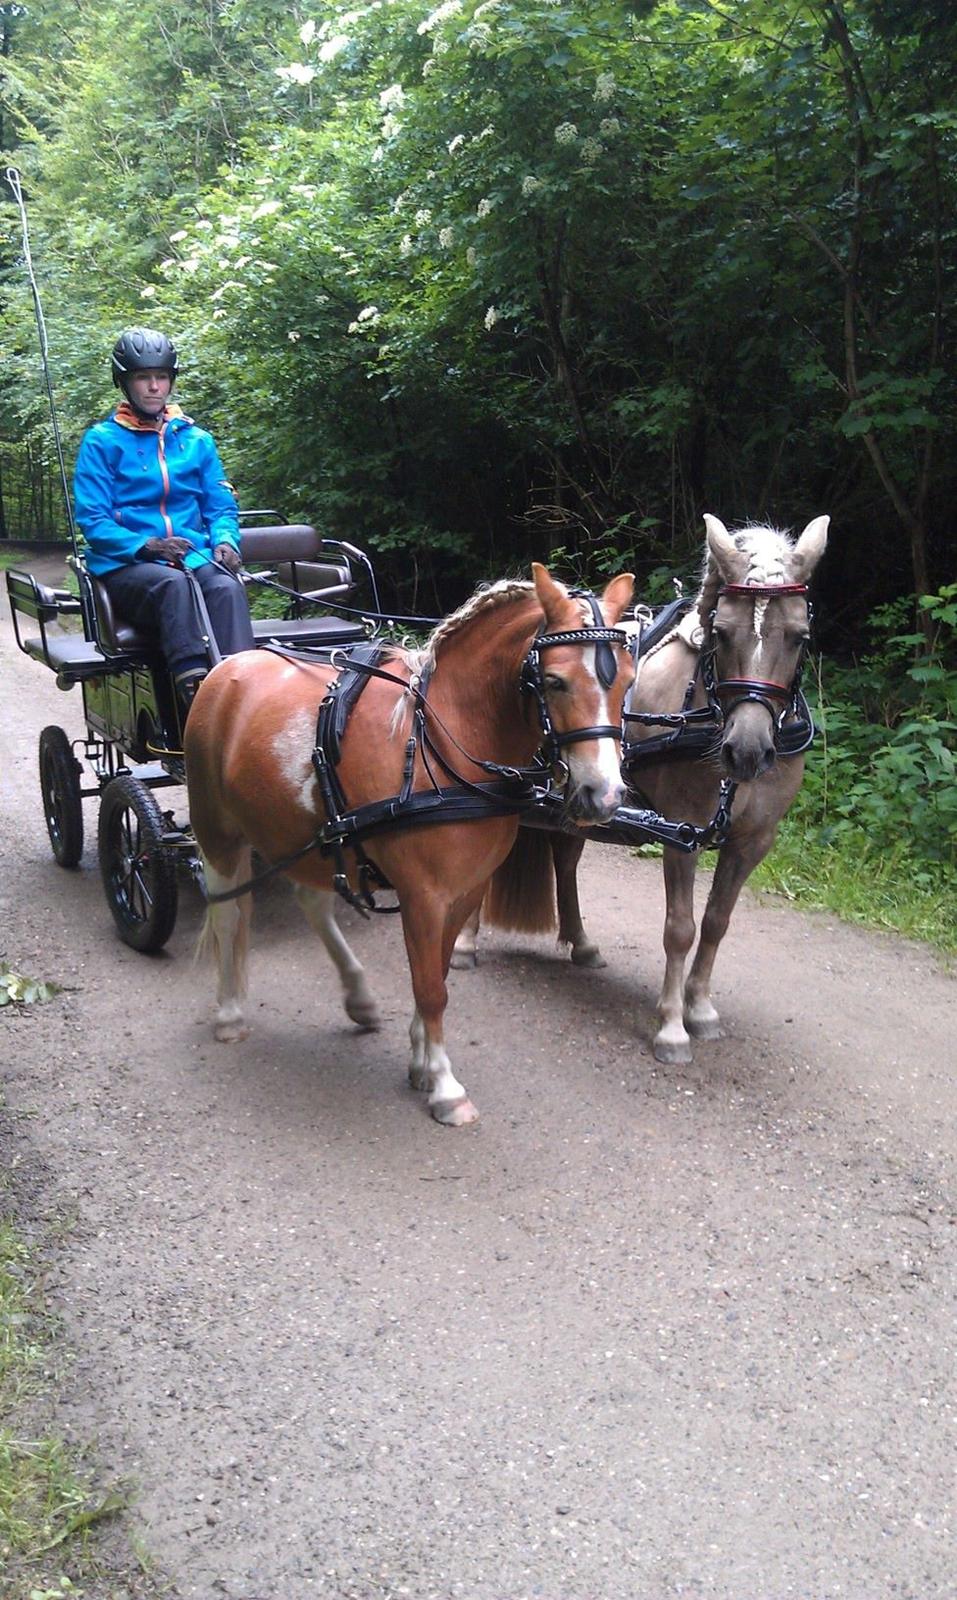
113, 400, 188, 432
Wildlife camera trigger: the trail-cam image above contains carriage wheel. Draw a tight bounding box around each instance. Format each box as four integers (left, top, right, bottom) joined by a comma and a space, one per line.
97, 774, 178, 952
38, 725, 84, 868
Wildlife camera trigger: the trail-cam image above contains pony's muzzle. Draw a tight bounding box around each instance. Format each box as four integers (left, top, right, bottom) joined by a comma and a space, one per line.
565, 768, 627, 823
721, 704, 778, 780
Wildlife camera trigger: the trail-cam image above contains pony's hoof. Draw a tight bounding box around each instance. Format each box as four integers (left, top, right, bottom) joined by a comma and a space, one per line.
653, 1033, 693, 1065
686, 1014, 722, 1041
571, 943, 606, 969
430, 1096, 479, 1127
449, 948, 477, 971
215, 1020, 249, 1044
346, 996, 381, 1031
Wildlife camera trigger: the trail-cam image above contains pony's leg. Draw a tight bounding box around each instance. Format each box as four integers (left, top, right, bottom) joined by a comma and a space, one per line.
654, 849, 698, 1064
405, 893, 480, 1127
294, 885, 380, 1030
202, 848, 253, 1044
552, 835, 604, 968
449, 902, 481, 970
683, 827, 774, 1039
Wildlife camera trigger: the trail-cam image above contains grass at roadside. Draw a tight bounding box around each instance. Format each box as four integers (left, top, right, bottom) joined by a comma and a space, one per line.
752, 813, 957, 956
0, 1197, 169, 1600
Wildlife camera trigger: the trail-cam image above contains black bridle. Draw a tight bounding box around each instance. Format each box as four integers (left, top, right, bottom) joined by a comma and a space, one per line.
703, 582, 813, 735
622, 580, 815, 770
521, 591, 630, 771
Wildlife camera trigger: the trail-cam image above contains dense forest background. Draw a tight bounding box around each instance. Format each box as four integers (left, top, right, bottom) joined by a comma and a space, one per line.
0, 0, 954, 646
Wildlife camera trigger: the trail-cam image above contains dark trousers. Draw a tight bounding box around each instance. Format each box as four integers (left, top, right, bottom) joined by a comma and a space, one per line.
103, 560, 255, 677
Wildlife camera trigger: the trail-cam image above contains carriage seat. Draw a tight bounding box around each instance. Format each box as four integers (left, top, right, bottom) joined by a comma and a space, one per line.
5, 566, 121, 684
239, 524, 368, 648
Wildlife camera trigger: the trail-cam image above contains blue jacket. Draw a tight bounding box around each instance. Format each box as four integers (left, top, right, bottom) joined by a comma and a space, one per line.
73, 401, 240, 577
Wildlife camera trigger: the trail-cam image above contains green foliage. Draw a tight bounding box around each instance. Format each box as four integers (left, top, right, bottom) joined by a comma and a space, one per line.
756, 587, 957, 950
4, 0, 953, 608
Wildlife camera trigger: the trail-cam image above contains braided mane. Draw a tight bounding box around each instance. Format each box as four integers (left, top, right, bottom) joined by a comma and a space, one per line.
697, 524, 795, 620
403, 579, 536, 675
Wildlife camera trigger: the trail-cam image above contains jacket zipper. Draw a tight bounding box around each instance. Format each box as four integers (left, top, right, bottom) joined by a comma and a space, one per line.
157, 421, 174, 540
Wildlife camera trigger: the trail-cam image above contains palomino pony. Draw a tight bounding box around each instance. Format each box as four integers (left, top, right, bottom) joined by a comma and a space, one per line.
453, 515, 828, 1064
185, 563, 635, 1124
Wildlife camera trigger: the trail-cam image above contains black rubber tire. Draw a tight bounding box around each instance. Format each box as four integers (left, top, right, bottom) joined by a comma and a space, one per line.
97, 774, 179, 952
38, 725, 84, 868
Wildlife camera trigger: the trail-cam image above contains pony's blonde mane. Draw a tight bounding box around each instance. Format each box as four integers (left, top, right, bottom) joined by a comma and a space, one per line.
390, 579, 536, 737
697, 523, 794, 619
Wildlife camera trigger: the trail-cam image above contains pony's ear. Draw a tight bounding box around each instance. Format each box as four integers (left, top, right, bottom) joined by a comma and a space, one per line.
791, 514, 829, 579
532, 562, 571, 624
703, 513, 748, 582
600, 572, 635, 623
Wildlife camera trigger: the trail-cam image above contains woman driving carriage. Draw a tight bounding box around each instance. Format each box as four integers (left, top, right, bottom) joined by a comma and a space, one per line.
72, 327, 255, 716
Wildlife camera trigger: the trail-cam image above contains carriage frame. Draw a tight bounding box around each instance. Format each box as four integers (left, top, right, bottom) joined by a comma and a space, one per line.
6, 517, 375, 951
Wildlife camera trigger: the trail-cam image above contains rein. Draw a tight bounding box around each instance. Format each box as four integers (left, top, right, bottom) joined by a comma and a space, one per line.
205, 600, 630, 912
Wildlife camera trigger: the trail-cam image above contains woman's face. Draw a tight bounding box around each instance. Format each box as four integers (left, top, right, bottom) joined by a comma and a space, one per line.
126, 368, 172, 417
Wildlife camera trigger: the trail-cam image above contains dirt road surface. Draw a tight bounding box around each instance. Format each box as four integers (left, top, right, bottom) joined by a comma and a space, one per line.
1, 566, 955, 1600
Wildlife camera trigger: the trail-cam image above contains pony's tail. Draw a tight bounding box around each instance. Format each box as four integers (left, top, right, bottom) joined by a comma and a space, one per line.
484, 829, 557, 934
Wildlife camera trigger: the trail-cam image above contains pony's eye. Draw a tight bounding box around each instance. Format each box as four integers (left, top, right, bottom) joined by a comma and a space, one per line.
544, 672, 568, 693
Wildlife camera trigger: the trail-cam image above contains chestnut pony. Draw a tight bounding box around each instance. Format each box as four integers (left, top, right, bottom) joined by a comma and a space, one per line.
185, 564, 634, 1124
453, 515, 828, 1064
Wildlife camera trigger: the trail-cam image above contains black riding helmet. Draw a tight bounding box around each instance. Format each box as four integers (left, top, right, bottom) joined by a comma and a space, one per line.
111, 327, 179, 389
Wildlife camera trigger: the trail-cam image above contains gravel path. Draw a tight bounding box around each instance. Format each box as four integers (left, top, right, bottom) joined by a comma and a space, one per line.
1, 563, 954, 1600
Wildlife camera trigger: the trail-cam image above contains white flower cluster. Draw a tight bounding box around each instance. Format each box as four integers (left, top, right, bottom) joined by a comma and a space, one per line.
381, 114, 401, 140
319, 36, 350, 62
554, 122, 578, 146
474, 0, 499, 14
417, 1, 461, 35
580, 138, 602, 163
521, 175, 542, 197
594, 72, 616, 102
466, 246, 477, 267
599, 117, 621, 139
347, 305, 381, 334
400, 234, 414, 257
276, 63, 316, 85
414, 208, 432, 226
484, 305, 499, 330
447, 133, 466, 155
379, 83, 406, 110
476, 197, 493, 218
468, 22, 492, 50
439, 227, 454, 249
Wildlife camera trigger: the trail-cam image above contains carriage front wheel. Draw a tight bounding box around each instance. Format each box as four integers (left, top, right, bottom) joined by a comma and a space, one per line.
97, 774, 178, 952
39, 725, 84, 868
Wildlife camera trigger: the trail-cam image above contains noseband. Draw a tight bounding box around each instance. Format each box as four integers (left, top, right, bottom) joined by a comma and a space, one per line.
521, 590, 629, 770
704, 582, 813, 734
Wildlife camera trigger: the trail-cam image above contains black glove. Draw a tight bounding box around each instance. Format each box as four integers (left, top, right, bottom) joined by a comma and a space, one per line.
139, 536, 192, 564
214, 543, 243, 574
